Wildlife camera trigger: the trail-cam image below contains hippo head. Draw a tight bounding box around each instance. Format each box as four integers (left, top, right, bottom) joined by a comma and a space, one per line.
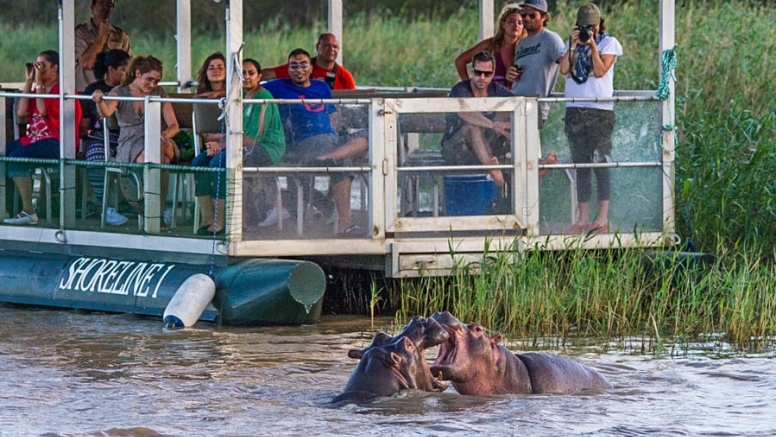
346, 316, 449, 392
348, 316, 449, 360
333, 336, 426, 405
430, 311, 508, 395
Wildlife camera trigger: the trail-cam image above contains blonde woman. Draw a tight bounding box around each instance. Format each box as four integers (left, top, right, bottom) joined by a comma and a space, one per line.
455, 3, 526, 89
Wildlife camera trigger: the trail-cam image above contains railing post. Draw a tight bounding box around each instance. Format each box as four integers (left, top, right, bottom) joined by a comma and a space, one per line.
0, 96, 6, 220
144, 97, 162, 234
59, 0, 78, 229
176, 0, 192, 93
225, 0, 244, 243
479, 0, 494, 41
521, 97, 540, 236
660, 0, 676, 238
328, 0, 343, 64
382, 99, 399, 234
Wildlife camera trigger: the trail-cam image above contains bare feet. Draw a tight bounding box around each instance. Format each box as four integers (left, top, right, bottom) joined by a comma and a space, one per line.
488, 156, 505, 187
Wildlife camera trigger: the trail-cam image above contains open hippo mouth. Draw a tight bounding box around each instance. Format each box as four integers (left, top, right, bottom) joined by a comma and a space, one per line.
429, 312, 465, 380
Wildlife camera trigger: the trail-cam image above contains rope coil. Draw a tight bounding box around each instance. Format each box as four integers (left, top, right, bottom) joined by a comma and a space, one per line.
657, 47, 677, 101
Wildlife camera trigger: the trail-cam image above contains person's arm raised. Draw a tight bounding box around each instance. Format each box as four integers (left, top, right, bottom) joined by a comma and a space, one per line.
78, 21, 113, 69
454, 40, 490, 81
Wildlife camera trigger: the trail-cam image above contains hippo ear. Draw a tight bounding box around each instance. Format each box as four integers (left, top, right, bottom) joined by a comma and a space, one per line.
401, 336, 417, 354
370, 332, 393, 347
390, 352, 405, 368
347, 349, 364, 359
491, 333, 504, 345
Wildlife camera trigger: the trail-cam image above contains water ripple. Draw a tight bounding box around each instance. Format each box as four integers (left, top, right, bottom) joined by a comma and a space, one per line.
1, 307, 775, 436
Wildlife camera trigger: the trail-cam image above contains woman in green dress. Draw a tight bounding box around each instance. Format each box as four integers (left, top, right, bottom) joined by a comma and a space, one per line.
193, 58, 286, 234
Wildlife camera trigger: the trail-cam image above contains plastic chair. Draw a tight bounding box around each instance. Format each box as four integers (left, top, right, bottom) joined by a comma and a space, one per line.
100, 115, 143, 229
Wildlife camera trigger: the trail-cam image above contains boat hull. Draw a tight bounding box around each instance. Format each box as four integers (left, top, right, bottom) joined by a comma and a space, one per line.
0, 251, 326, 326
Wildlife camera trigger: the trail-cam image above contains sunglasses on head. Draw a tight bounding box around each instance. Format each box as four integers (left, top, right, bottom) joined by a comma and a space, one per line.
289, 62, 310, 70
472, 69, 494, 77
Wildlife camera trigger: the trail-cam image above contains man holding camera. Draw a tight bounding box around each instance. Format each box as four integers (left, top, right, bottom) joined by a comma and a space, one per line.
74, 0, 132, 91
506, 0, 566, 129
559, 3, 623, 234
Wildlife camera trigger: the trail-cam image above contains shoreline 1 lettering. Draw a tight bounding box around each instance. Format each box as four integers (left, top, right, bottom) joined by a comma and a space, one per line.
58, 257, 175, 298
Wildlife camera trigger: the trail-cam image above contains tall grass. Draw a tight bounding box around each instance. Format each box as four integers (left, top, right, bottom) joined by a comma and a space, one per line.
397, 242, 776, 351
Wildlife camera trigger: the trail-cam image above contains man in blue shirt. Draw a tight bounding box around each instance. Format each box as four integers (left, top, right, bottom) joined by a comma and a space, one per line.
264, 49, 359, 235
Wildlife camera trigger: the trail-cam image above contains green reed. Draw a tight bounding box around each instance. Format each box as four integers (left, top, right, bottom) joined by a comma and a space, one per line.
397, 242, 776, 350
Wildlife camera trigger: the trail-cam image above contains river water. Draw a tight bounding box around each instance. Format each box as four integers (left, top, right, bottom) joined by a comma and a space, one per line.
1, 305, 774, 437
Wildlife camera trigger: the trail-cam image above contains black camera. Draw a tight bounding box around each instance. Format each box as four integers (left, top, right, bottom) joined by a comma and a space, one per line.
513, 63, 524, 80
25, 61, 35, 68
578, 25, 595, 43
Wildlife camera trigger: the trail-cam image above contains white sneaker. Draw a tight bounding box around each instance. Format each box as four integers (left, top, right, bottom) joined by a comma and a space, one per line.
3, 211, 39, 225
104, 207, 128, 226
258, 207, 291, 227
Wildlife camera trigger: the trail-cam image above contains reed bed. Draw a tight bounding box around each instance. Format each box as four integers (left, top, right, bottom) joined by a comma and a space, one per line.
396, 243, 776, 351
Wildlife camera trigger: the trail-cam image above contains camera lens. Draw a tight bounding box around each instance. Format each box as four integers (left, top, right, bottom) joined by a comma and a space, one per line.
578, 27, 592, 43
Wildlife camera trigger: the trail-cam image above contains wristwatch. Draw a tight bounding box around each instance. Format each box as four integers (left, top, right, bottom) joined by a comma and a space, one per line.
35, 84, 45, 91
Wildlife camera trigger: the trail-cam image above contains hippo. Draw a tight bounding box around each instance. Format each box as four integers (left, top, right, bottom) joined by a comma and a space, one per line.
332, 336, 429, 405
347, 315, 449, 392
348, 316, 449, 360
429, 311, 612, 395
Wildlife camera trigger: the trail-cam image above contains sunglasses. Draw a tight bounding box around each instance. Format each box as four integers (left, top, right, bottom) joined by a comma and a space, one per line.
520, 11, 539, 19
472, 69, 494, 77
289, 62, 310, 70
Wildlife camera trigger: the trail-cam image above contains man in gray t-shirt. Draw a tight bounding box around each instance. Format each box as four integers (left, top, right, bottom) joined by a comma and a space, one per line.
507, 0, 566, 128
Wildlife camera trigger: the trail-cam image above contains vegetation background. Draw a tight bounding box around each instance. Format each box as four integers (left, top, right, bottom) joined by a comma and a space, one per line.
1, 0, 775, 347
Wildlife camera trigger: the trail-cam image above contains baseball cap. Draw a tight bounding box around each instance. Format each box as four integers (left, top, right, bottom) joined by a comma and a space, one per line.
519, 0, 548, 13
577, 3, 601, 26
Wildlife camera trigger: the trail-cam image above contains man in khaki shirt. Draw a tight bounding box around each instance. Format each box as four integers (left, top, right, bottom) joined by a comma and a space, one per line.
74, 0, 132, 91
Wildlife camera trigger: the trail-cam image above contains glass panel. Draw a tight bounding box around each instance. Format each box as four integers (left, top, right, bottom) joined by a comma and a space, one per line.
539, 99, 664, 235
397, 109, 514, 218
241, 101, 372, 240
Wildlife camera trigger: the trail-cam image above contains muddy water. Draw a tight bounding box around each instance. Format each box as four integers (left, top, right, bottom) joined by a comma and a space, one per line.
1, 305, 774, 437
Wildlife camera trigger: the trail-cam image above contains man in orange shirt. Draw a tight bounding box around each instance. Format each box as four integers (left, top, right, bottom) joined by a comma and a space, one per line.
261, 33, 356, 90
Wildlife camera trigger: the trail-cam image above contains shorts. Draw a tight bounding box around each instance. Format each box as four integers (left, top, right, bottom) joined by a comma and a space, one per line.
283, 133, 355, 185
440, 126, 505, 166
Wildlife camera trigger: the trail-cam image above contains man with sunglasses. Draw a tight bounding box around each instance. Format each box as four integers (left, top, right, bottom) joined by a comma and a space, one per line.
263, 48, 362, 235
261, 33, 356, 90
506, 0, 566, 128
441, 51, 515, 187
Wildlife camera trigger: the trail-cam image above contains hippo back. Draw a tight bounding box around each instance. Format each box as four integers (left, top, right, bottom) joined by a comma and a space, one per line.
516, 352, 612, 394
